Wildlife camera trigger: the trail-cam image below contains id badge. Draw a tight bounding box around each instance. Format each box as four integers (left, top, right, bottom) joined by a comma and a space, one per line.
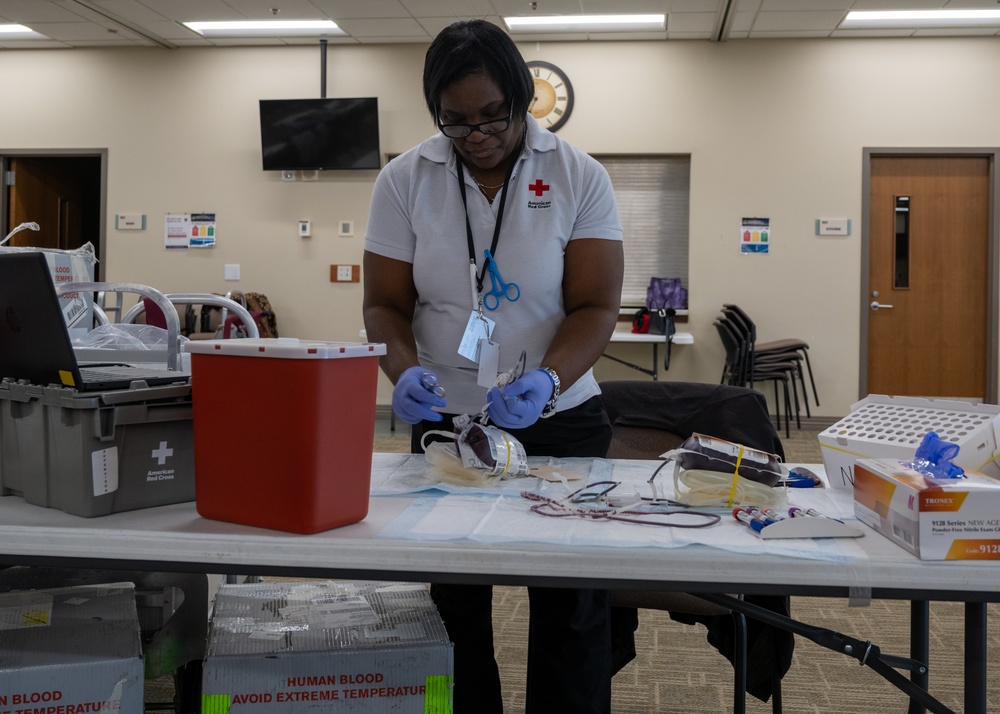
458, 311, 495, 362
477, 339, 500, 388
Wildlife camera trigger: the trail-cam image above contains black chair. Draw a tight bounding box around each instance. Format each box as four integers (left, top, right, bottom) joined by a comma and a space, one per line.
601, 380, 789, 713
723, 303, 819, 409
715, 318, 795, 437
721, 307, 810, 419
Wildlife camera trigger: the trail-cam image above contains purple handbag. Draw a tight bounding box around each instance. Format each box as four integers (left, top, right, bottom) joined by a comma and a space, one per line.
646, 277, 688, 311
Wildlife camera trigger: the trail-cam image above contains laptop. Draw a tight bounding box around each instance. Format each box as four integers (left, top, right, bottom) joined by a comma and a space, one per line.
0, 251, 190, 391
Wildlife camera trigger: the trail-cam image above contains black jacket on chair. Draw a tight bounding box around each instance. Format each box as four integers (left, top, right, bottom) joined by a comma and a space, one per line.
599, 380, 793, 702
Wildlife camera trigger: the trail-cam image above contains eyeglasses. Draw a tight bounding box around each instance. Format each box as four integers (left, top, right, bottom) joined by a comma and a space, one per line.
438, 115, 511, 138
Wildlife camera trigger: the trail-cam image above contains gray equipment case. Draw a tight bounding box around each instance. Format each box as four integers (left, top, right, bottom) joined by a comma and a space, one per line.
0, 379, 194, 516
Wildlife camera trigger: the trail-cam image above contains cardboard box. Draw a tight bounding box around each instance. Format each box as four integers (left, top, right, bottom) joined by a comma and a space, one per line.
854, 457, 1000, 559
184, 339, 386, 533
0, 245, 97, 339
0, 379, 194, 516
819, 395, 1000, 489
0, 583, 144, 713
201, 580, 453, 713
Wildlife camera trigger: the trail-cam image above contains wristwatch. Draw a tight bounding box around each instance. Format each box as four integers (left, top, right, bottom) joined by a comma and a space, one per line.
540, 367, 561, 418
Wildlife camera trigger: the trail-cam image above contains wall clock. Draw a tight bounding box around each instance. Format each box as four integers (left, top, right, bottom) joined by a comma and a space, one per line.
526, 61, 574, 132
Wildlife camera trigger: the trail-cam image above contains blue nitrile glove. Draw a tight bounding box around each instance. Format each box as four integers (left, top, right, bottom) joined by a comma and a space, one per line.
486, 368, 553, 429
909, 431, 965, 479
392, 366, 447, 424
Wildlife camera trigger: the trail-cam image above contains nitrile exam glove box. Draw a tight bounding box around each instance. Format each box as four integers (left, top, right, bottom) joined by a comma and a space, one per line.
854, 457, 1000, 560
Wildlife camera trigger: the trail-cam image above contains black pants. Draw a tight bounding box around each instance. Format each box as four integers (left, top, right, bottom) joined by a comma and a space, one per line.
412, 397, 613, 714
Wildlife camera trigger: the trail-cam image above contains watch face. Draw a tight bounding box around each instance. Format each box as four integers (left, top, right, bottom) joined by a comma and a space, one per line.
526, 61, 574, 132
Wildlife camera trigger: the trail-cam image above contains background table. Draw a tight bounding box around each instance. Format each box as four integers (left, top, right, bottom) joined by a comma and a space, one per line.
604, 329, 695, 380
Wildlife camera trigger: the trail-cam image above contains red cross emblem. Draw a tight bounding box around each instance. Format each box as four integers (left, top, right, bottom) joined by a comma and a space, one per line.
528, 179, 550, 196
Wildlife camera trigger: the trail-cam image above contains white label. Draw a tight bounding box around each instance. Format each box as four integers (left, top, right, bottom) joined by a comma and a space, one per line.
458, 311, 494, 362
279, 595, 381, 629
477, 339, 500, 388
92, 447, 119, 496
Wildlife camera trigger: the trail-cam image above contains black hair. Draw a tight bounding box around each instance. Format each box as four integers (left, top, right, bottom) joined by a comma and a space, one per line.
422, 20, 534, 124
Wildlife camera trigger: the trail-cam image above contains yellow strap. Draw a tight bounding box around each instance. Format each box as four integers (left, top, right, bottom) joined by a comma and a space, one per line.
974, 451, 1000, 473
500, 432, 512, 476
726, 445, 745, 508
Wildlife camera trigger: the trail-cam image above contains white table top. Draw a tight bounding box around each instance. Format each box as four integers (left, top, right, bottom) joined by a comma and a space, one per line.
0, 455, 995, 601
610, 330, 694, 345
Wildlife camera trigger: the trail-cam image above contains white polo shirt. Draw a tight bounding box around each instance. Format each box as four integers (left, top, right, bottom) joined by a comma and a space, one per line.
365, 114, 622, 415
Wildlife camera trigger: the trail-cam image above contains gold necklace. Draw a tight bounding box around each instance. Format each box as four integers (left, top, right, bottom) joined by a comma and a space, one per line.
474, 178, 505, 191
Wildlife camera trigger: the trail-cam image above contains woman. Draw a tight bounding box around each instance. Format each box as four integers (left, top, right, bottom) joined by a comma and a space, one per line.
363, 19, 624, 713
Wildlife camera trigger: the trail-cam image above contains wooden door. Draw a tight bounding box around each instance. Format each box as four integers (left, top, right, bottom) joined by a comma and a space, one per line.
5, 157, 99, 251
867, 156, 990, 399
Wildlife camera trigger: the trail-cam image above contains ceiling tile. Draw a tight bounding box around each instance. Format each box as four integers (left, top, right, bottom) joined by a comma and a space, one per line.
335, 17, 428, 37
759, 0, 851, 10
752, 10, 846, 31
309, 0, 409, 20
669, 12, 718, 33
28, 20, 141, 41
0, 0, 87, 22
592, 30, 670, 40
215, 0, 334, 19
399, 0, 496, 15
490, 0, 584, 15
0, 0, 994, 46
90, 0, 173, 22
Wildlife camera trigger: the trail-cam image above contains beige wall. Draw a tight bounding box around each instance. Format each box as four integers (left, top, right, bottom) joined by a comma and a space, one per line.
1, 37, 998, 418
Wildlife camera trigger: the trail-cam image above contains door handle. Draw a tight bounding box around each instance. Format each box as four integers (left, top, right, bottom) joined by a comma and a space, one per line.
870, 301, 894, 311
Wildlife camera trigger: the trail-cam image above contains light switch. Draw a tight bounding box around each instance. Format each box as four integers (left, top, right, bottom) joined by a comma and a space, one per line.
224, 264, 240, 281
299, 220, 311, 237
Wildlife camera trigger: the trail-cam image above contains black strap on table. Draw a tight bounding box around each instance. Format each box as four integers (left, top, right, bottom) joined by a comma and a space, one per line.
696, 593, 956, 714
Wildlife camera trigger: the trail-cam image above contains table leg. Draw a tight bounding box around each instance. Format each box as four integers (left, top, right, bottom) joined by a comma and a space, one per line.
599, 344, 659, 380
907, 600, 929, 714
965, 602, 987, 714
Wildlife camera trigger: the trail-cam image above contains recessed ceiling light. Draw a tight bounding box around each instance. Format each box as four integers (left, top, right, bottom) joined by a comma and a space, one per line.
183, 20, 345, 37
0, 24, 36, 34
503, 14, 665, 33
842, 10, 1000, 28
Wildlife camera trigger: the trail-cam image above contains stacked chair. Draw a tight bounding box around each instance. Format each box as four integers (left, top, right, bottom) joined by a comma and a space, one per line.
724, 304, 819, 412
714, 305, 818, 438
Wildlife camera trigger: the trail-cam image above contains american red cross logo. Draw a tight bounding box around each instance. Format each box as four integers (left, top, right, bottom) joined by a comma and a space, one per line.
528, 179, 550, 196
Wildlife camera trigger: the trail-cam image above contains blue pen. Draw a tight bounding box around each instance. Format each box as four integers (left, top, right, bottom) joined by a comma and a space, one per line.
776, 469, 820, 488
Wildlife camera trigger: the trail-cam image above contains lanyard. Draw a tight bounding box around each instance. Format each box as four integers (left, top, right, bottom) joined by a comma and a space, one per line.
455, 147, 518, 300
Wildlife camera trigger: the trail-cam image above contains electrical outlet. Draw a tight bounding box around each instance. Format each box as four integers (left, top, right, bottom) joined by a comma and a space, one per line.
337, 265, 352, 281
281, 170, 296, 182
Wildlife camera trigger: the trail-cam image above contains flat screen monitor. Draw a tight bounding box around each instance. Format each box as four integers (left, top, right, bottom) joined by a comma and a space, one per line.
259, 97, 380, 171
